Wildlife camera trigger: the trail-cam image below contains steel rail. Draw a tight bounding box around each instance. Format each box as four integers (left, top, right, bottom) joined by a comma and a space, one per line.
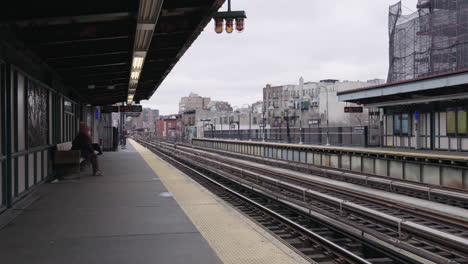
139, 138, 468, 263
141, 139, 377, 264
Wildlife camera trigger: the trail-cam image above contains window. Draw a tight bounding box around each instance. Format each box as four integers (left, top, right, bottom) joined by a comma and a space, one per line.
447, 108, 467, 136
394, 114, 401, 134
401, 113, 409, 134
393, 113, 410, 135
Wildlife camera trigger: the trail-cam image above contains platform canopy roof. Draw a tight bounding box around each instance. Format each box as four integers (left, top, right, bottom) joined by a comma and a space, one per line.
0, 0, 224, 105
337, 70, 468, 107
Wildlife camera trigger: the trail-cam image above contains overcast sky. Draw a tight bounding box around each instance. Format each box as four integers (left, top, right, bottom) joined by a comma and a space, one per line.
141, 0, 418, 115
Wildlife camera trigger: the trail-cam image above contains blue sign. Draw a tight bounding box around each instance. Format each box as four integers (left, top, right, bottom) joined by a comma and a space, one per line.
414, 111, 419, 121
95, 109, 99, 120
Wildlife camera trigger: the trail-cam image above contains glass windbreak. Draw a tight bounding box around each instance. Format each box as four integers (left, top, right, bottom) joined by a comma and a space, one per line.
393, 114, 401, 133
0, 63, 4, 156
401, 114, 409, 134
447, 109, 457, 135
457, 109, 467, 134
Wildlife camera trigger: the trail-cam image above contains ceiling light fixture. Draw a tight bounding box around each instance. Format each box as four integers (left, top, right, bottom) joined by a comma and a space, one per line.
127, 0, 164, 105
131, 71, 141, 80
132, 56, 145, 70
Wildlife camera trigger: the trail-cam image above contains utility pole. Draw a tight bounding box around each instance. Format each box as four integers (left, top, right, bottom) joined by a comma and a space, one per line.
262, 107, 266, 142
299, 120, 303, 144
249, 107, 252, 140
238, 113, 241, 139
285, 109, 291, 143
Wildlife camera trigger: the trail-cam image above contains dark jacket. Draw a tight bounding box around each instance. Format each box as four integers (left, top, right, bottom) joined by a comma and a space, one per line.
71, 133, 94, 160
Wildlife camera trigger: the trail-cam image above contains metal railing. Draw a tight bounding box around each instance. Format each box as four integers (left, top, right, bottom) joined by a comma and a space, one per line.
204, 126, 368, 147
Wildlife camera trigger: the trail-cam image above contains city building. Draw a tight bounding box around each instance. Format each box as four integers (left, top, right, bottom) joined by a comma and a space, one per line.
263, 77, 385, 128
127, 108, 159, 132
179, 92, 211, 113
155, 114, 182, 138
388, 0, 468, 82
181, 110, 198, 140
207, 100, 233, 112
338, 1, 468, 151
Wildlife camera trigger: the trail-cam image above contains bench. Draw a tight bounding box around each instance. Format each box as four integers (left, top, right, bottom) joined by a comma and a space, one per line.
54, 142, 86, 178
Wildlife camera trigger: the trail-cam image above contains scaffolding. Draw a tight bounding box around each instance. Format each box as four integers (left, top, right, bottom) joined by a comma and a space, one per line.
387, 0, 468, 82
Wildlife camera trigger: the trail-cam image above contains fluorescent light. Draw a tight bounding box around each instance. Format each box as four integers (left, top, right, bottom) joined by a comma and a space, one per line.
131, 71, 141, 80
132, 56, 144, 70
128, 95, 134, 100
88, 84, 96, 90
107, 85, 115, 90
127, 100, 133, 105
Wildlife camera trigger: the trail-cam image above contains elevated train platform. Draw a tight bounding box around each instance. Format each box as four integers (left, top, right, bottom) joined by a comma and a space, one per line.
193, 138, 468, 190
0, 140, 305, 264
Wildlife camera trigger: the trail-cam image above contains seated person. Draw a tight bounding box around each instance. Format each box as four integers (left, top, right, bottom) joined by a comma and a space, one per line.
72, 122, 103, 176
92, 143, 103, 155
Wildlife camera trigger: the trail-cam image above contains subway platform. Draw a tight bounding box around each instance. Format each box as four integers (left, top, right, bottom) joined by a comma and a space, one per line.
0, 140, 306, 264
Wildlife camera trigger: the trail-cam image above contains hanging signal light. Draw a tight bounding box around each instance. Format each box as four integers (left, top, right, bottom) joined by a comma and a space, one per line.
225, 18, 234, 33
214, 18, 224, 34
213, 0, 246, 34
235, 17, 244, 32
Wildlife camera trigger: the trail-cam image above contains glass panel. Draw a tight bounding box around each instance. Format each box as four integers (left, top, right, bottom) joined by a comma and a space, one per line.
401, 113, 409, 134
28, 80, 49, 147
28, 153, 34, 188
18, 156, 25, 194
447, 109, 456, 134
17, 73, 25, 151
457, 109, 466, 134
393, 114, 401, 134
0, 63, 3, 156
0, 161, 2, 206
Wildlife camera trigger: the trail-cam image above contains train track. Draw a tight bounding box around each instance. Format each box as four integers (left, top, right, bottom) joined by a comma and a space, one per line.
136, 137, 468, 264
182, 141, 468, 209
137, 138, 410, 264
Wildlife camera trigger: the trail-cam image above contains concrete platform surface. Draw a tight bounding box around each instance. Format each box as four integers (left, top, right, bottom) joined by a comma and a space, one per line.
0, 141, 306, 264
0, 142, 221, 264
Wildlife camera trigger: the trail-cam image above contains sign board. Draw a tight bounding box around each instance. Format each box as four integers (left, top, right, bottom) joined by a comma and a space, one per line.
101, 106, 119, 113
100, 105, 143, 113
353, 126, 366, 133
414, 111, 420, 121
344, 106, 363, 113
308, 119, 320, 125
94, 109, 99, 120
64, 100, 73, 114
126, 112, 141, 117
120, 105, 143, 113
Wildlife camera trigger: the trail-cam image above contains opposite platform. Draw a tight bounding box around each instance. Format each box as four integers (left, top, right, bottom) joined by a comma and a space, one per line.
0, 140, 305, 264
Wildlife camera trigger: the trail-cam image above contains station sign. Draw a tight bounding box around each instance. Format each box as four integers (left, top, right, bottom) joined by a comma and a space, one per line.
120, 105, 143, 113
101, 106, 119, 113
344, 106, 363, 113
100, 105, 142, 113
308, 119, 321, 125
126, 112, 141, 117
